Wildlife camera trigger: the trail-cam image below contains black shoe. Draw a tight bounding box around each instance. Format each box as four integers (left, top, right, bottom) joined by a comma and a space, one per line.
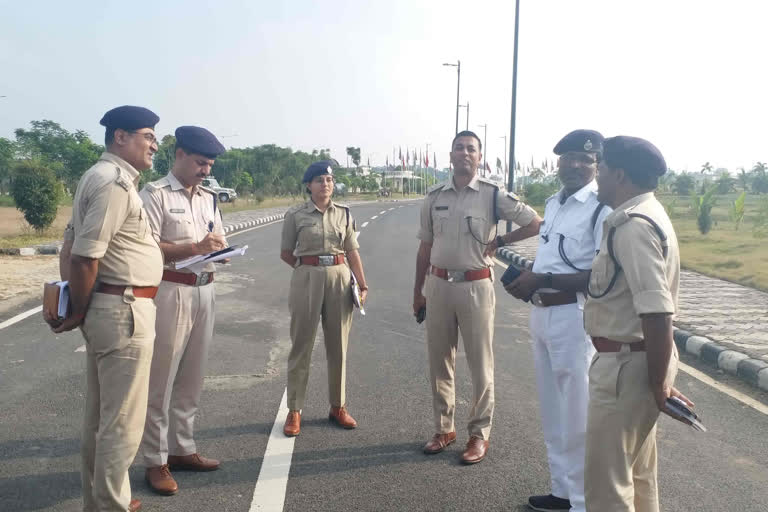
528, 494, 571, 511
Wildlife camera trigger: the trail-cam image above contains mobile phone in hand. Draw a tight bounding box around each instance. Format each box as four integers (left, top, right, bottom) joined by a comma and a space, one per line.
416, 306, 426, 324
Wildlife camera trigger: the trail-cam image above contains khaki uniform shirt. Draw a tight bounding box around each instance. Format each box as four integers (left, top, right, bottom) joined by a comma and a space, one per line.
139, 173, 226, 273
66, 152, 162, 287
418, 175, 538, 270
585, 192, 680, 342
281, 200, 359, 256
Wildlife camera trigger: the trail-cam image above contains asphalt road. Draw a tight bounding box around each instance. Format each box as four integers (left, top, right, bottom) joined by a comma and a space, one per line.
1, 200, 767, 512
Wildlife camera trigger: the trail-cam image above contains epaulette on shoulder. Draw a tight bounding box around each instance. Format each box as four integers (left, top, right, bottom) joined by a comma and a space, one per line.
114, 167, 131, 191
333, 201, 350, 210
427, 182, 447, 195
144, 175, 171, 191
198, 185, 216, 195
286, 202, 307, 215
477, 177, 502, 189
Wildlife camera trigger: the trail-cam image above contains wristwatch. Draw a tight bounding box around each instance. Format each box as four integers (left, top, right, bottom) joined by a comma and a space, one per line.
495, 235, 505, 247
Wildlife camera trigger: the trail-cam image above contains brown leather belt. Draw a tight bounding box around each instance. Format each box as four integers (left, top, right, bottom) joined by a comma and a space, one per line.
531, 291, 578, 307
431, 266, 491, 282
592, 337, 646, 352
299, 254, 346, 266
162, 269, 215, 286
95, 283, 159, 299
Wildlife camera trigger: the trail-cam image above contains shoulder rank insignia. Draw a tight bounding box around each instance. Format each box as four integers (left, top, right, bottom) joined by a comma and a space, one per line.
114, 167, 131, 191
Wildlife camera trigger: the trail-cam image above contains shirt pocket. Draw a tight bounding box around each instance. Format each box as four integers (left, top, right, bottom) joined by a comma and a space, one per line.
553, 228, 588, 268
463, 208, 490, 242
297, 218, 323, 250
432, 207, 451, 235
164, 213, 195, 243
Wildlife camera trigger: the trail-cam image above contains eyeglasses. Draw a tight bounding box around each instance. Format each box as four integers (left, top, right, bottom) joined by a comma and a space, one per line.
559, 153, 598, 166
129, 131, 159, 145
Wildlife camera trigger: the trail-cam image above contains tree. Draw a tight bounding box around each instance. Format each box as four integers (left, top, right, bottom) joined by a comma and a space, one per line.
715, 172, 735, 194
345, 147, 361, 168
694, 186, 718, 234
752, 162, 768, 194
0, 137, 15, 194
153, 135, 176, 175
10, 160, 60, 231
737, 168, 750, 191
674, 173, 695, 196
528, 168, 545, 182
700, 161, 713, 174
14, 120, 102, 192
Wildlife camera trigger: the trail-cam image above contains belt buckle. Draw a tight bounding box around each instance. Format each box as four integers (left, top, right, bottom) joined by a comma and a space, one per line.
446, 270, 465, 283
196, 273, 210, 286
531, 292, 544, 307
318, 255, 334, 266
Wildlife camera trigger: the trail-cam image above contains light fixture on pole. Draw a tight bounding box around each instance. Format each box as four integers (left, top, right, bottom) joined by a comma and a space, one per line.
458, 102, 470, 131
442, 60, 461, 135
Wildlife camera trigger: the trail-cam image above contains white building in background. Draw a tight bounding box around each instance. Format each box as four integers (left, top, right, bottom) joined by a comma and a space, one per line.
380, 168, 423, 193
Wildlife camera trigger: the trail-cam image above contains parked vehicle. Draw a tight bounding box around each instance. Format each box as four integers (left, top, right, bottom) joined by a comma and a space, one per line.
201, 177, 237, 202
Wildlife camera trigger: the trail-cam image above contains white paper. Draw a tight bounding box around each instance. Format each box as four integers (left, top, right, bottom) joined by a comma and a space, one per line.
665, 397, 706, 432
175, 245, 248, 274
350, 271, 366, 315
47, 280, 70, 318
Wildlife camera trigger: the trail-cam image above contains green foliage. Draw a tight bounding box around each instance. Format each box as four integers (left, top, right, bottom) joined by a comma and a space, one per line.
753, 197, 768, 238
10, 160, 60, 231
694, 186, 718, 234
153, 135, 177, 175
729, 192, 746, 230
523, 181, 559, 206
14, 120, 103, 192
662, 197, 677, 218
0, 137, 15, 194
737, 168, 750, 191
345, 146, 361, 167
752, 162, 768, 194
674, 173, 695, 196
715, 172, 735, 194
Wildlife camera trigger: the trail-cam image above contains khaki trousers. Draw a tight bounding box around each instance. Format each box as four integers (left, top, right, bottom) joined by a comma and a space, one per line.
81, 291, 155, 512
287, 264, 353, 411
585, 346, 678, 512
425, 274, 495, 440
140, 281, 215, 467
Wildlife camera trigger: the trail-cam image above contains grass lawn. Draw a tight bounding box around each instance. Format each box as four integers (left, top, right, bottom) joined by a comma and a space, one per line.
659, 193, 768, 291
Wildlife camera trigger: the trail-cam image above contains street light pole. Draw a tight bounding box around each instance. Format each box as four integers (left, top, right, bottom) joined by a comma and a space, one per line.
443, 60, 461, 135
507, 0, 521, 233
478, 124, 487, 176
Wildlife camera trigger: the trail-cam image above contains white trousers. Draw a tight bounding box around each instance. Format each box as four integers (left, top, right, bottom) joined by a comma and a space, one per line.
530, 302, 595, 512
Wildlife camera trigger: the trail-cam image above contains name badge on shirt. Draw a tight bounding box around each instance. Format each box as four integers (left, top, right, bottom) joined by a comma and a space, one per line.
170, 208, 185, 213
434, 206, 449, 211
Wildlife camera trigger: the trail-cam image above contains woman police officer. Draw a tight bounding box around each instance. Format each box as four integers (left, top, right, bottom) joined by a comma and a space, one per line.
279, 161, 369, 437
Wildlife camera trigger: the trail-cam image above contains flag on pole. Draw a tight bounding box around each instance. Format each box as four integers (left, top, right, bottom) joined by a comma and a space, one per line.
425, 152, 429, 167
386, 155, 389, 167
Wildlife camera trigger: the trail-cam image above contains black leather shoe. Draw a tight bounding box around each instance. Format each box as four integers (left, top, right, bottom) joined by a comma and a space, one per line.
527, 494, 571, 511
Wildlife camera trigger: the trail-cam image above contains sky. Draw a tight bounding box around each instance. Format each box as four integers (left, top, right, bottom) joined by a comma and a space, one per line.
1, 0, 766, 175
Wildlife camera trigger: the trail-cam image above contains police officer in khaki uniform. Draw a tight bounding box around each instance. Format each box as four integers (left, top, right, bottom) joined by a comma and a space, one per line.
503, 130, 609, 512
413, 131, 541, 464
584, 136, 694, 512
46, 105, 163, 512
280, 161, 368, 437
137, 126, 227, 495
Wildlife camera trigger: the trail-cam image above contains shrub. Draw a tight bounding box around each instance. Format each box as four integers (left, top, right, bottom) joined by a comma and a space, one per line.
523, 181, 559, 206
10, 160, 60, 231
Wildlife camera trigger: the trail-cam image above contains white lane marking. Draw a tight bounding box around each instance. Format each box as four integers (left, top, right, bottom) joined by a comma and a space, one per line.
491, 258, 768, 415
249, 388, 295, 512
356, 231, 361, 239
388, 207, 395, 211
0, 305, 42, 331
371, 215, 378, 220
228, 219, 283, 238
361, 221, 369, 228
678, 362, 768, 416
379, 210, 386, 214
75, 344, 86, 352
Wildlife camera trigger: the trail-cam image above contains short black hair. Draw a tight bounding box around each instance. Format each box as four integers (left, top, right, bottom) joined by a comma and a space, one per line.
451, 130, 482, 151
104, 127, 116, 146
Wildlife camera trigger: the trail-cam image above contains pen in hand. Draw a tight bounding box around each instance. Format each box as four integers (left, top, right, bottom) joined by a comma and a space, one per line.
208, 221, 214, 233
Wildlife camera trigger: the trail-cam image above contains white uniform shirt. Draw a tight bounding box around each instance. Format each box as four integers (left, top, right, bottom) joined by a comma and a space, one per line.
531, 180, 611, 282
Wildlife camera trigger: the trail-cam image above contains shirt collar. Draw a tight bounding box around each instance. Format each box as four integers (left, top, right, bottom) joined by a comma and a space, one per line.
549, 179, 597, 205
100, 152, 140, 184
607, 192, 656, 223
305, 199, 336, 213
167, 171, 204, 195
445, 173, 480, 192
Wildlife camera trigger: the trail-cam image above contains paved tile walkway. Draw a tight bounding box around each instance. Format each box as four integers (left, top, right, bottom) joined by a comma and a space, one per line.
506, 237, 768, 362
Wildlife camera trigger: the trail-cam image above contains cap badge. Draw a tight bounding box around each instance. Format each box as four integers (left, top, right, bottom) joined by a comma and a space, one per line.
327, 166, 333, 175
583, 139, 593, 151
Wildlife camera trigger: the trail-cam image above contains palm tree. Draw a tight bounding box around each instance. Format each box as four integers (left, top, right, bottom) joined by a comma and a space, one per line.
700, 161, 714, 174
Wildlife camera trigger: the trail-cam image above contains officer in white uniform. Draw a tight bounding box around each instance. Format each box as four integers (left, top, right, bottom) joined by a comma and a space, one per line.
504, 130, 610, 512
